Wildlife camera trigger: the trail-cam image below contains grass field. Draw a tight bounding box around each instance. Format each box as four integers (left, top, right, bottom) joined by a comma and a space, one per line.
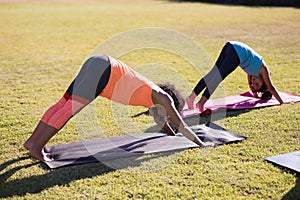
0, 0, 299, 199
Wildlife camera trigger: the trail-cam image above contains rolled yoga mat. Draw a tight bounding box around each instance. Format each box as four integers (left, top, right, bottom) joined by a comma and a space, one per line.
44, 122, 246, 169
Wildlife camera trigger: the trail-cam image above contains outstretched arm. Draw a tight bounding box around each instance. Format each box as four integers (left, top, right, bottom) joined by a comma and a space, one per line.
151, 88, 206, 147
259, 64, 284, 104
149, 106, 176, 136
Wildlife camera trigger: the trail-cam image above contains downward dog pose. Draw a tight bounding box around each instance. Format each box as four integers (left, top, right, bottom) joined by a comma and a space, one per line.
186, 41, 284, 111
25, 55, 211, 161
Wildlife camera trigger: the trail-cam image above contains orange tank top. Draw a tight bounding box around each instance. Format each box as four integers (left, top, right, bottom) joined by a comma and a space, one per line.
99, 57, 155, 108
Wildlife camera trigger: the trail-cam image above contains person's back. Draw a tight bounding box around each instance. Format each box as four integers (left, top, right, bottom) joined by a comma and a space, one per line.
230, 41, 262, 76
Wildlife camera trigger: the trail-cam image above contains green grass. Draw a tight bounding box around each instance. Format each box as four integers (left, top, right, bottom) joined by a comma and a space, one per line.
0, 0, 299, 199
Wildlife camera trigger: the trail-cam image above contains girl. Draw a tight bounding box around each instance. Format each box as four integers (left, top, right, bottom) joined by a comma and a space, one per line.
25, 55, 210, 161
186, 41, 283, 111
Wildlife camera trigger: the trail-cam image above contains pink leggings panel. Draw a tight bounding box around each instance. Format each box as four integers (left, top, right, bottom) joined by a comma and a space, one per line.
41, 95, 88, 130
40, 97, 67, 123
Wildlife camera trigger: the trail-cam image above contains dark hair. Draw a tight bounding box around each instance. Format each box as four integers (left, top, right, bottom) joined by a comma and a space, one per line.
260, 90, 272, 100
250, 78, 272, 100
157, 82, 185, 112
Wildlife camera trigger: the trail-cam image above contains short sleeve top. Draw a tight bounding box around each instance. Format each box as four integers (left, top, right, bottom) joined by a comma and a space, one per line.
230, 41, 263, 76
100, 57, 155, 108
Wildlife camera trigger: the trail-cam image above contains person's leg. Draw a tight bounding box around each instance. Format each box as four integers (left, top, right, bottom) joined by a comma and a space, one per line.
23, 56, 92, 151
29, 124, 58, 161
197, 43, 240, 111
29, 98, 87, 161
186, 66, 221, 109
73, 55, 111, 101
186, 43, 229, 109
24, 96, 68, 150
62, 54, 110, 100
194, 42, 230, 96
27, 55, 111, 161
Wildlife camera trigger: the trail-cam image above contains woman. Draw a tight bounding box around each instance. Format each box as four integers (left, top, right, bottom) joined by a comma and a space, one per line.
25, 55, 210, 161
186, 41, 283, 111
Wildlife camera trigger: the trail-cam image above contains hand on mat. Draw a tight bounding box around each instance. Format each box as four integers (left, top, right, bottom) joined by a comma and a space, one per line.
203, 141, 219, 147
195, 103, 204, 112
167, 131, 176, 136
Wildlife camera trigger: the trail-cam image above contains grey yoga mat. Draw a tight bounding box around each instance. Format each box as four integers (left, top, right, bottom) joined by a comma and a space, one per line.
44, 122, 246, 169
265, 151, 300, 173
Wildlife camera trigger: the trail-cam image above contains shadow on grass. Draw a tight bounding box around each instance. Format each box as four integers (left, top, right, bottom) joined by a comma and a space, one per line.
0, 156, 38, 184
282, 174, 300, 199
0, 151, 178, 198
193, 109, 251, 126
264, 156, 300, 199
143, 108, 252, 133
168, 0, 299, 8
0, 156, 114, 198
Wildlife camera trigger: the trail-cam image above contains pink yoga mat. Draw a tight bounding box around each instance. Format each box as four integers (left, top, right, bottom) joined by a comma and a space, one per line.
181, 92, 300, 118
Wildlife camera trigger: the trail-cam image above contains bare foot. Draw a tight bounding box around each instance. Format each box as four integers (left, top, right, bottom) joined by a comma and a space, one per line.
195, 102, 204, 112
185, 97, 195, 110
200, 108, 212, 117
24, 141, 32, 150
196, 96, 208, 112
29, 148, 53, 162
24, 142, 50, 155
43, 147, 51, 153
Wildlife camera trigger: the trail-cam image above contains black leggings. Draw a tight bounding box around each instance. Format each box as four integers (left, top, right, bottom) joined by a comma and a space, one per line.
66, 55, 111, 101
193, 42, 240, 99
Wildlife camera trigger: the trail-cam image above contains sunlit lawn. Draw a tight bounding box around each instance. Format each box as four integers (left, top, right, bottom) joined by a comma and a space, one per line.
0, 0, 299, 199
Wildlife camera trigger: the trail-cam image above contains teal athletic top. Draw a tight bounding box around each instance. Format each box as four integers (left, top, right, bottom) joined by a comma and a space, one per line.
230, 41, 262, 76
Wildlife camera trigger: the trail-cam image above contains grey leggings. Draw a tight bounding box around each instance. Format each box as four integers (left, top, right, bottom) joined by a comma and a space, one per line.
66, 55, 111, 101
193, 42, 240, 99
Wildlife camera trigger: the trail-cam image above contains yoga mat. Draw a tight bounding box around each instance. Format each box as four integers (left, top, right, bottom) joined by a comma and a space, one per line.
181, 91, 300, 118
265, 151, 300, 173
44, 122, 246, 169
